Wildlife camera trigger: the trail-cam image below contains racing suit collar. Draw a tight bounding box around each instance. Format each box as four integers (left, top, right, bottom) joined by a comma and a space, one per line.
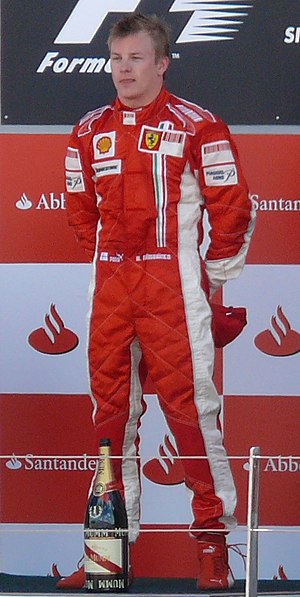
114, 86, 170, 124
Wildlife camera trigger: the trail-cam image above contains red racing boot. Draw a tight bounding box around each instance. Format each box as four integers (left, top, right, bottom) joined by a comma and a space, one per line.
55, 559, 134, 589
56, 564, 85, 589
197, 535, 234, 590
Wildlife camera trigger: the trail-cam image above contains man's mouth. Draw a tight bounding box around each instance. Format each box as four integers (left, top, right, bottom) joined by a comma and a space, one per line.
120, 78, 135, 84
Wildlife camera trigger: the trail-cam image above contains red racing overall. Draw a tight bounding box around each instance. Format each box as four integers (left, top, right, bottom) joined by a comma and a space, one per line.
65, 86, 255, 542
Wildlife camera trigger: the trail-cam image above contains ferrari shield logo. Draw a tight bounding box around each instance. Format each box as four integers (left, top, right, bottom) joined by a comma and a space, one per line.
138, 125, 185, 156
145, 132, 160, 150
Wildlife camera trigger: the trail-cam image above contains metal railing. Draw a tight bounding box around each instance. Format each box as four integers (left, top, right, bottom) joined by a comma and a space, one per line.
245, 446, 261, 597
1, 446, 300, 596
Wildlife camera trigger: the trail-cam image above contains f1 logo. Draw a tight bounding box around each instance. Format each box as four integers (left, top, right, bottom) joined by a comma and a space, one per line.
54, 0, 141, 44
54, 0, 254, 46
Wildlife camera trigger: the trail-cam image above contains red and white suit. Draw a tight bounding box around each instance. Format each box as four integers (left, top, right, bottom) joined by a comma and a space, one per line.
65, 86, 255, 542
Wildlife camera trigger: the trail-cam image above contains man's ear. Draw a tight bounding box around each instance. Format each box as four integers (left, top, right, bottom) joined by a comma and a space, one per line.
157, 56, 170, 76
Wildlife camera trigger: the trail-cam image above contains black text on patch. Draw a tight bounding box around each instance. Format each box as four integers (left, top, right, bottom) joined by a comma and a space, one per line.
92, 160, 121, 178
204, 164, 238, 186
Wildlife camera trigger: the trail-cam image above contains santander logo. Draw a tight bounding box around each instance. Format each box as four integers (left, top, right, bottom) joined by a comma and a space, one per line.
6, 455, 22, 470
28, 304, 79, 355
143, 435, 184, 486
254, 306, 300, 357
16, 193, 33, 210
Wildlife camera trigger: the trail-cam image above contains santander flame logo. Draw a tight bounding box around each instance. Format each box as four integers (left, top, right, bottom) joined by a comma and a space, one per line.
28, 304, 79, 355
6, 455, 22, 470
16, 193, 33, 210
254, 306, 300, 357
143, 435, 184, 486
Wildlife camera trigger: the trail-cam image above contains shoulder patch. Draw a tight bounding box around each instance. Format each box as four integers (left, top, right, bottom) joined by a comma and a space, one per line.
77, 105, 112, 137
65, 147, 82, 171
204, 164, 238, 187
202, 140, 234, 166
175, 102, 216, 124
66, 171, 85, 193
166, 103, 196, 135
175, 104, 203, 123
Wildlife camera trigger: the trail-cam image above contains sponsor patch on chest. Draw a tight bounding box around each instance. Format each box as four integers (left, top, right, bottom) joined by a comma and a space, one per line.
138, 125, 186, 157
92, 159, 121, 178
122, 111, 136, 125
93, 132, 116, 160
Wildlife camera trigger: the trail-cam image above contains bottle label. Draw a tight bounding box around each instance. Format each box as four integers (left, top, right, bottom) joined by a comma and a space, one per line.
84, 537, 123, 575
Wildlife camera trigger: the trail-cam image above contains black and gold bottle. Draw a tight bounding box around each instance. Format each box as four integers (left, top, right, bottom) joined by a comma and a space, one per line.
84, 439, 129, 592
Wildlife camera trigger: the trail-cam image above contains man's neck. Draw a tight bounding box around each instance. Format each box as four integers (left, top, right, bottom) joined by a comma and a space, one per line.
117, 85, 164, 110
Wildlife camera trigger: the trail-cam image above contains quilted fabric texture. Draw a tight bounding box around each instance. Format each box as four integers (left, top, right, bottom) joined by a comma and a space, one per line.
65, 85, 254, 543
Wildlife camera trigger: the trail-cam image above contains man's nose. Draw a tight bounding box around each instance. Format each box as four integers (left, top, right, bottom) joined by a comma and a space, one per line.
120, 59, 131, 72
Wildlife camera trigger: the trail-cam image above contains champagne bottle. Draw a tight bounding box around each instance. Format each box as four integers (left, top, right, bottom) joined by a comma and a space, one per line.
84, 438, 129, 592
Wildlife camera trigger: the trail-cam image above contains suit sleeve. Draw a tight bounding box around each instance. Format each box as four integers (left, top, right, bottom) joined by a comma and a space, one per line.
65, 126, 99, 262
196, 120, 256, 295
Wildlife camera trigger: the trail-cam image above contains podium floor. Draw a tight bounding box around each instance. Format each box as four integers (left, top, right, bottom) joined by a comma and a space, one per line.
1, 575, 300, 596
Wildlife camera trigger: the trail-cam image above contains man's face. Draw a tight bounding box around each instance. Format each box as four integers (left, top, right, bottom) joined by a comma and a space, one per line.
110, 31, 169, 108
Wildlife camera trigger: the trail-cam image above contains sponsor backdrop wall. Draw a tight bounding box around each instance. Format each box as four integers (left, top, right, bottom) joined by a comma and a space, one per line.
1, 0, 300, 583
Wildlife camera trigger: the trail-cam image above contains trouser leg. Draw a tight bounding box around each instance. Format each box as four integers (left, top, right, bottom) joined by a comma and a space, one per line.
134, 254, 236, 535
88, 261, 145, 542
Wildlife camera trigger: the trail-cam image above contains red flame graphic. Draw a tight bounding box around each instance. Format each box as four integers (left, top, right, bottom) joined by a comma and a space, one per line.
28, 304, 79, 355
272, 564, 288, 581
51, 563, 60, 578
143, 435, 185, 485
254, 306, 300, 356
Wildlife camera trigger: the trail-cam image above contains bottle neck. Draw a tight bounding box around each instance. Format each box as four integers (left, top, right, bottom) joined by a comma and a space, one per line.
93, 444, 116, 497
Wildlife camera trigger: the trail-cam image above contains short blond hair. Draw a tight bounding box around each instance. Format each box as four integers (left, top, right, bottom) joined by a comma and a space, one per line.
108, 13, 170, 61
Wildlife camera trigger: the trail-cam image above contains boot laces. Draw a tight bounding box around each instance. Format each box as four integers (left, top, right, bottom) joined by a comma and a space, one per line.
228, 543, 247, 574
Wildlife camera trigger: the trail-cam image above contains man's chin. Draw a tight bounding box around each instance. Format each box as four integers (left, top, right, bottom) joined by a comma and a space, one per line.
118, 92, 141, 108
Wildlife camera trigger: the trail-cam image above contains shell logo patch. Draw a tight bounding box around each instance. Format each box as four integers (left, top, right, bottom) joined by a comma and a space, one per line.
93, 131, 116, 160
96, 136, 112, 154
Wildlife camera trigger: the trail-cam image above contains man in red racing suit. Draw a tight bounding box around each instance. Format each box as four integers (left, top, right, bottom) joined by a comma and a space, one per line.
64, 13, 255, 590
